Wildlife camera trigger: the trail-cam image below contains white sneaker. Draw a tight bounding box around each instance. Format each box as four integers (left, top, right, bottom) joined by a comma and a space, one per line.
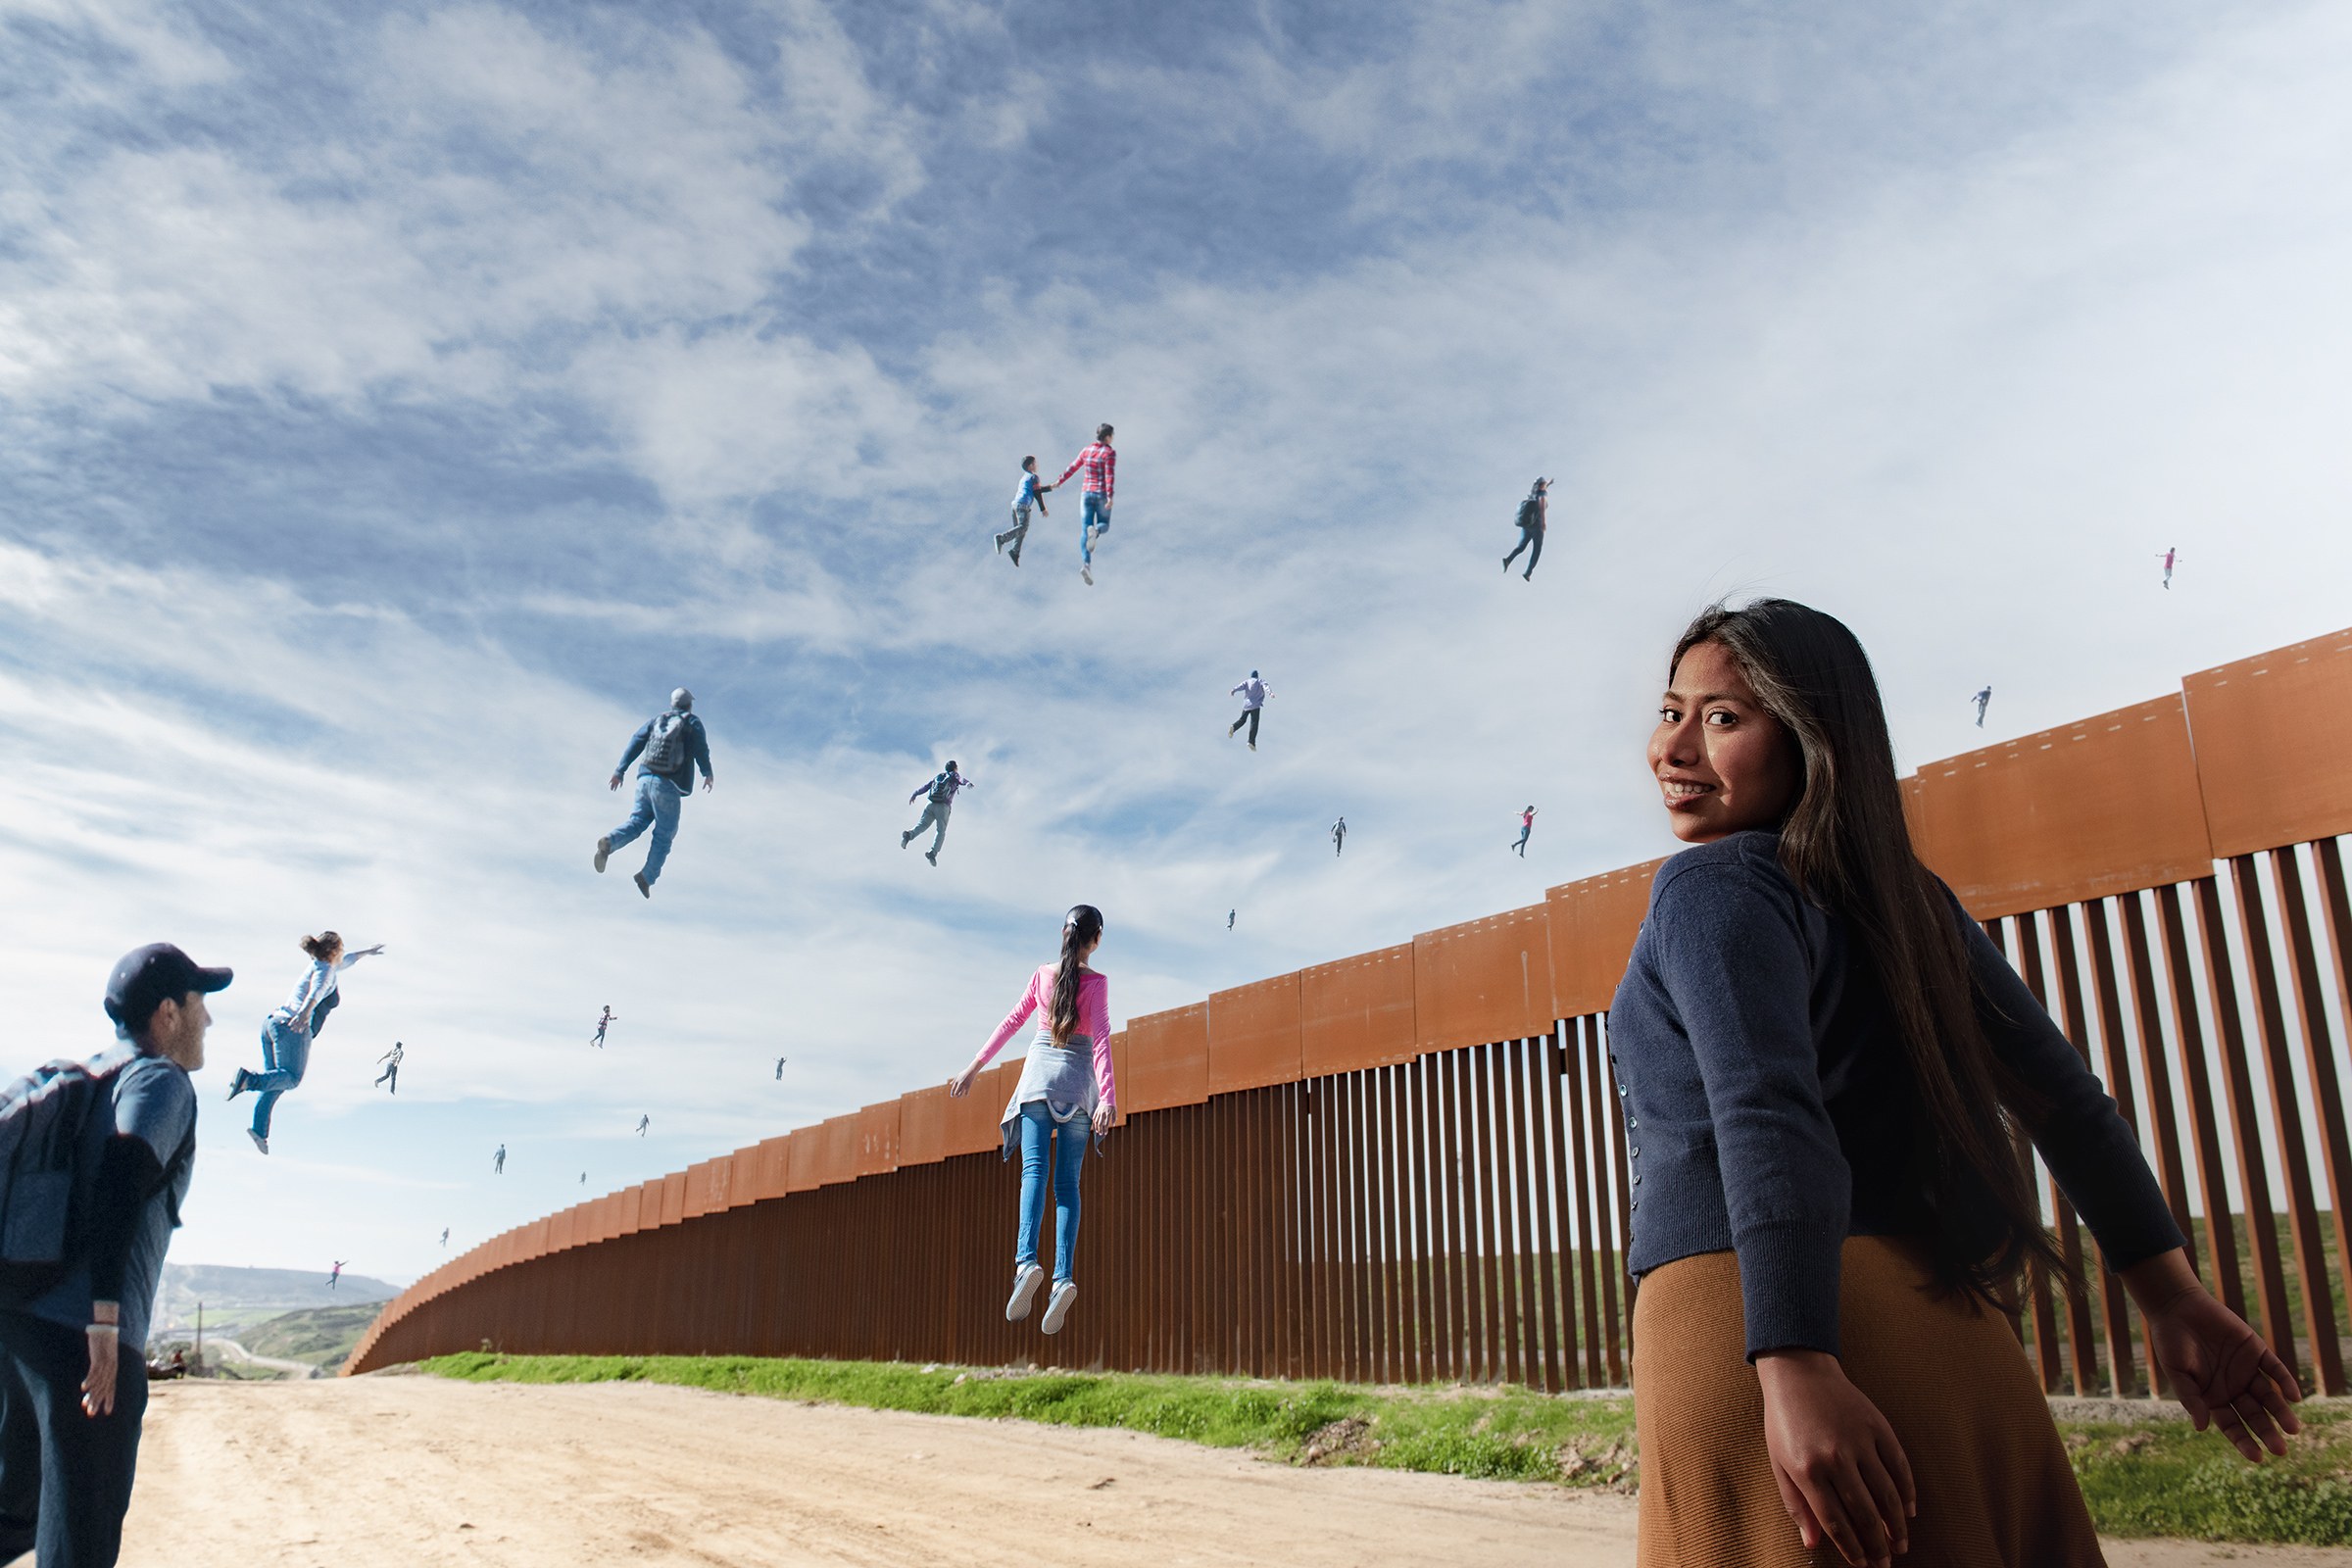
594, 836, 610, 873
1080, 564, 1094, 585
1005, 1263, 1045, 1322
1040, 1279, 1078, 1335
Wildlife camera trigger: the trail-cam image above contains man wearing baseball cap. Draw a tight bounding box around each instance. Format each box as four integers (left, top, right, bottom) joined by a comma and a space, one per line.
0, 943, 226, 1566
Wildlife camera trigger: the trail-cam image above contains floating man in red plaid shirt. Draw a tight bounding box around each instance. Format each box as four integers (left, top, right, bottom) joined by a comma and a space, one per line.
1056, 423, 1115, 585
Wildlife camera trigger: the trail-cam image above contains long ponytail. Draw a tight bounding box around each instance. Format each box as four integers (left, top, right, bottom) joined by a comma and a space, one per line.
1050, 905, 1104, 1048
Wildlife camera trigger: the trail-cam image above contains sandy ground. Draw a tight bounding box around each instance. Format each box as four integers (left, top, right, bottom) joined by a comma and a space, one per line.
122, 1376, 2352, 1568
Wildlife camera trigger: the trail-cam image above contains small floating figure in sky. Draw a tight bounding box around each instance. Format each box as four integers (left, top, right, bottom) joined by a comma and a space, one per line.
902, 760, 974, 866
1227, 671, 1271, 751
596, 688, 714, 900
1331, 816, 1348, 858
374, 1041, 403, 1094
1973, 685, 1992, 728
1512, 806, 1538, 858
592, 1005, 614, 1048
1503, 478, 1548, 581
2158, 546, 2180, 590
995, 456, 1052, 566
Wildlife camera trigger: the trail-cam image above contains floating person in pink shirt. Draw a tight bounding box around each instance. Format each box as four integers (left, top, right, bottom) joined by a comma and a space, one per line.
2158, 547, 2180, 590
949, 906, 1117, 1337
591, 1006, 614, 1048
1512, 806, 1537, 858
1055, 424, 1115, 585
327, 1260, 345, 1291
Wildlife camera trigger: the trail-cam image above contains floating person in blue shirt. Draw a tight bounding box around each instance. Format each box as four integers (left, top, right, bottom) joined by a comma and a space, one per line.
902, 761, 974, 866
995, 457, 1053, 566
636, 1114, 650, 1137
775, 1056, 787, 1081
373, 1041, 403, 1094
1330, 816, 1348, 857
492, 1144, 506, 1174
1228, 908, 1236, 931
596, 689, 714, 900
1973, 685, 1992, 728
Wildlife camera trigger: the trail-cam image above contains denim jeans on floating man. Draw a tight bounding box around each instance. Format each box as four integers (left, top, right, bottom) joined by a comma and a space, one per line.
597, 688, 714, 899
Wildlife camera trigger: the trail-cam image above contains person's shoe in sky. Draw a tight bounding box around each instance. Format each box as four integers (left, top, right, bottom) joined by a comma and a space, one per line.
633, 871, 651, 899
1005, 1263, 1045, 1322
1041, 1280, 1079, 1336
594, 836, 611, 873
248, 1129, 269, 1155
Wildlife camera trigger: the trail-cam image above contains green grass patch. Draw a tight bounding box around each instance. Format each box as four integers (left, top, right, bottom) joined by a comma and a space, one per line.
421, 1352, 1638, 1487
421, 1353, 2352, 1544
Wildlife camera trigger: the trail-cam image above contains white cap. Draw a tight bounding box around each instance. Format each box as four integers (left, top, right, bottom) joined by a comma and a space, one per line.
670, 688, 694, 710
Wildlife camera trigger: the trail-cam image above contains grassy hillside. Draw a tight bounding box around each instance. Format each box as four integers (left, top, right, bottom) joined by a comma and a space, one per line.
151, 1263, 398, 1338
238, 1300, 387, 1373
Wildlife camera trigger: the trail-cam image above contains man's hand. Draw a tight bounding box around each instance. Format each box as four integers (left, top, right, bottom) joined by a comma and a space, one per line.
81, 1324, 120, 1418
702, 774, 715, 795
609, 772, 624, 792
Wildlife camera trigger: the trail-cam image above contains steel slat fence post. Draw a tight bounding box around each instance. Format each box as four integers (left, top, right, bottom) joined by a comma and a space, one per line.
2272, 844, 2352, 1388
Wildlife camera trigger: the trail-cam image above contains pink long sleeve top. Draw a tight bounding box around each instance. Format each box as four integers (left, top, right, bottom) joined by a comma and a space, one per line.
974, 964, 1116, 1113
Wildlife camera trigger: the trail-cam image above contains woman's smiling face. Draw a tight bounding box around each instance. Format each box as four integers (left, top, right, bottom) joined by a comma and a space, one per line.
1649, 639, 1802, 843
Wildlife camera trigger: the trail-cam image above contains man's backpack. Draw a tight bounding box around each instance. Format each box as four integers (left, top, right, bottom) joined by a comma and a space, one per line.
927, 771, 957, 805
642, 710, 692, 774
0, 1051, 139, 1305
1515, 495, 1542, 530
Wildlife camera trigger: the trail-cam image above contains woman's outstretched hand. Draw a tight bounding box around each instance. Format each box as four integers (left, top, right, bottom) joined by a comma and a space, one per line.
2126, 1248, 2304, 1460
947, 1067, 976, 1098
1756, 1348, 1914, 1568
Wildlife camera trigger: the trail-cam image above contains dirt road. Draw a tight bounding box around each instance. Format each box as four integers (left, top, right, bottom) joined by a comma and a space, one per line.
124, 1376, 2352, 1568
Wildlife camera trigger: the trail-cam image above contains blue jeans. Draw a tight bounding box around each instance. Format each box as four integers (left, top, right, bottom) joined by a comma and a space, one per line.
245, 1019, 311, 1139
1081, 492, 1109, 563
1014, 1102, 1087, 1284
0, 1311, 148, 1568
608, 772, 684, 883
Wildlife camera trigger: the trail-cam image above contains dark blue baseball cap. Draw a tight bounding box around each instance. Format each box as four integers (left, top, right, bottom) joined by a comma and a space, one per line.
105, 943, 233, 1035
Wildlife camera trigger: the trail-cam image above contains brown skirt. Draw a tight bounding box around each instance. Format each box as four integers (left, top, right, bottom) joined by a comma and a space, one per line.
1632, 1237, 2103, 1567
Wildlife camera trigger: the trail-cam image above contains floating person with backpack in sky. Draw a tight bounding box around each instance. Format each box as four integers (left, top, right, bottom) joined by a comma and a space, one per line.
224, 932, 382, 1155
492, 1144, 506, 1175
0, 941, 228, 1566
596, 688, 714, 900
1974, 685, 1993, 728
591, 1006, 614, 1049
1512, 805, 1538, 858
948, 906, 1118, 1339
994, 456, 1053, 566
901, 760, 974, 865
1227, 671, 1271, 751
636, 1115, 650, 1137
1502, 477, 1548, 580
1055, 423, 1115, 585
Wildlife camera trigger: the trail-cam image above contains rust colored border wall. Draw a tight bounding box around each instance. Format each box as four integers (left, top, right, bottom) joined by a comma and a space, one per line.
352, 625, 2352, 1397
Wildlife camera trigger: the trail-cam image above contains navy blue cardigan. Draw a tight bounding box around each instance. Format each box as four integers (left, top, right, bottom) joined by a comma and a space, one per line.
1609, 831, 2184, 1359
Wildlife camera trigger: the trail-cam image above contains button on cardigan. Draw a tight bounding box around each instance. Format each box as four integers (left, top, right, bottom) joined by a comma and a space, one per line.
1607, 830, 2184, 1360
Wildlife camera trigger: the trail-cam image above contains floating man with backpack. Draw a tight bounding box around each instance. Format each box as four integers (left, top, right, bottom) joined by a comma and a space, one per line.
901, 761, 974, 866
1227, 671, 1271, 751
596, 688, 714, 900
1502, 477, 1548, 580
0, 942, 230, 1566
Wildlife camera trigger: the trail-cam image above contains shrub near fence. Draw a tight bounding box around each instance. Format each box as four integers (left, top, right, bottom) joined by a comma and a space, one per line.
351, 628, 2352, 1399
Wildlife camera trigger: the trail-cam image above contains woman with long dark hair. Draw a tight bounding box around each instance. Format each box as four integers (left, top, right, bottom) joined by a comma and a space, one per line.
225, 930, 383, 1154
1618, 600, 2298, 1566
950, 906, 1117, 1336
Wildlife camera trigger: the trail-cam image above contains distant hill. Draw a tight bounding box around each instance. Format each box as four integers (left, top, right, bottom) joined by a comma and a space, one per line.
235, 1300, 386, 1373
151, 1263, 400, 1338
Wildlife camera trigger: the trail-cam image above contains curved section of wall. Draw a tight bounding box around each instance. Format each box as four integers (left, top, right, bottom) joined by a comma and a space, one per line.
353, 626, 2352, 1398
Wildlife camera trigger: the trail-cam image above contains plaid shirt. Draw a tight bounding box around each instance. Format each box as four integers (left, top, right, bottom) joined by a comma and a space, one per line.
1058, 441, 1115, 501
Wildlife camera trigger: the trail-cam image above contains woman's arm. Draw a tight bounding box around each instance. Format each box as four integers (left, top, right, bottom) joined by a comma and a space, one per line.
953, 972, 1041, 1093
1086, 977, 1116, 1119
1956, 907, 2185, 1267
1655, 860, 1852, 1359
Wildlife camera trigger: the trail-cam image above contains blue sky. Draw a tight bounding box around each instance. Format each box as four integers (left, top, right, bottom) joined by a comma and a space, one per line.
3, 0, 2349, 1287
